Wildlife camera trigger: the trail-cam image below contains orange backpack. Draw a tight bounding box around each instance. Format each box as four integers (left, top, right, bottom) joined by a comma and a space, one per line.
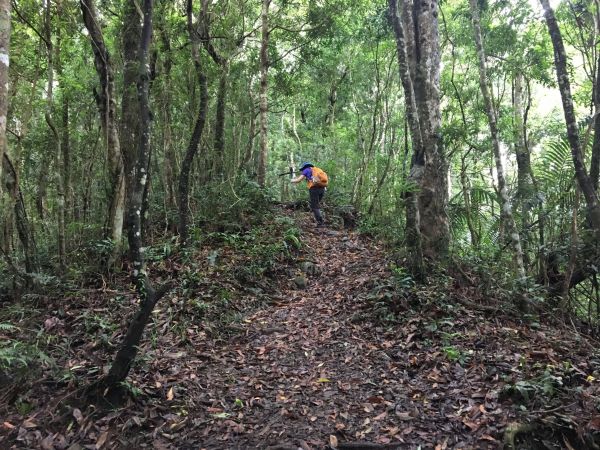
308, 166, 328, 188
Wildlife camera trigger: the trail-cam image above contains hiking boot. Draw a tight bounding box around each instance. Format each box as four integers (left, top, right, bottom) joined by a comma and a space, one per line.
316, 222, 326, 228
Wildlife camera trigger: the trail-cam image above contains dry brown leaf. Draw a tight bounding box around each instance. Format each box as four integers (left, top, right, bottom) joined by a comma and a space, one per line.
167, 387, 174, 401
329, 435, 338, 448
373, 411, 387, 421
22, 419, 38, 429
95, 431, 109, 449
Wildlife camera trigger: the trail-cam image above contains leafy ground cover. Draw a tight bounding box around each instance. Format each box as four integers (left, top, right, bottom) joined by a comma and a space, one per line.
1, 208, 599, 449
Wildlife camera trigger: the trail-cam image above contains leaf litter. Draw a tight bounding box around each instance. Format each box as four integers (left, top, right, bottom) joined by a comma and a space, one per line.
1, 208, 599, 449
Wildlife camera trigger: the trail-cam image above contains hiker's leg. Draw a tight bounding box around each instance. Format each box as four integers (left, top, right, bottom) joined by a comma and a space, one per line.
309, 188, 324, 225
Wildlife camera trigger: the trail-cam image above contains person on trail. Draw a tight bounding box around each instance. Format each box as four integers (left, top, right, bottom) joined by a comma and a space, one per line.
291, 162, 328, 227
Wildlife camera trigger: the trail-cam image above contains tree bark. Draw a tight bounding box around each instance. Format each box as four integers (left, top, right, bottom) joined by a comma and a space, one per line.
178, 0, 209, 245
120, 0, 142, 234
80, 0, 126, 267
590, 17, 600, 192
0, 0, 9, 189
389, 0, 449, 274
257, 0, 270, 187
213, 61, 229, 180
158, 18, 177, 216
2, 154, 36, 274
102, 0, 171, 388
470, 0, 526, 279
460, 150, 479, 249
45, 0, 66, 272
540, 0, 600, 234
513, 73, 534, 239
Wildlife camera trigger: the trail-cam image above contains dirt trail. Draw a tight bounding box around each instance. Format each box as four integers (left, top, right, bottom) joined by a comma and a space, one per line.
187, 216, 400, 449
182, 213, 501, 450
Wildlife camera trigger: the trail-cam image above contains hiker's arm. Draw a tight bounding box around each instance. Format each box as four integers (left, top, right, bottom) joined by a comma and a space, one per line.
291, 174, 305, 183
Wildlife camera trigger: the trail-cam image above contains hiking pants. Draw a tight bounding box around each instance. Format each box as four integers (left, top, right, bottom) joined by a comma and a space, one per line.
309, 187, 325, 224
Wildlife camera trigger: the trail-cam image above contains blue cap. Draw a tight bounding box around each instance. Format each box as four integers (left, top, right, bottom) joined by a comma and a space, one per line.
299, 162, 314, 170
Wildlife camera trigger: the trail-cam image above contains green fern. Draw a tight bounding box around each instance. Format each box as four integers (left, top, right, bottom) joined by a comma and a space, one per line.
537, 138, 573, 188
0, 323, 18, 331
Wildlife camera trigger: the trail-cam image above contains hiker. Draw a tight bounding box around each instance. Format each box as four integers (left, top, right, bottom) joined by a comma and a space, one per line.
291, 162, 328, 227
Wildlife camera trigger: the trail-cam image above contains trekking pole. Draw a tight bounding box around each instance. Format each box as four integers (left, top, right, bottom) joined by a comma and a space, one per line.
277, 166, 295, 177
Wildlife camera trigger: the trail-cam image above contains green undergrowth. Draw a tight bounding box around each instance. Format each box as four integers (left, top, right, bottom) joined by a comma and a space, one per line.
0, 206, 304, 387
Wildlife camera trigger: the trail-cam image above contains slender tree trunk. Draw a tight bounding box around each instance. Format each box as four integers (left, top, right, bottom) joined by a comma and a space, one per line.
56, 0, 72, 224
2, 154, 36, 273
591, 13, 600, 192
178, 0, 209, 245
460, 151, 479, 248
368, 131, 395, 216
0, 0, 9, 188
102, 0, 171, 389
514, 73, 534, 266
470, 0, 525, 279
80, 0, 126, 266
241, 107, 258, 172
257, 0, 270, 187
62, 96, 71, 219
213, 61, 229, 180
45, 0, 66, 272
120, 0, 142, 235
541, 0, 600, 233
158, 20, 177, 216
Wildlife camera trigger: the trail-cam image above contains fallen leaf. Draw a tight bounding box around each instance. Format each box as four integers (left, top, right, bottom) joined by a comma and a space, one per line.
395, 411, 413, 421
463, 420, 479, 431
73, 408, 83, 424
95, 431, 109, 449
373, 411, 387, 421
3, 422, 15, 429
329, 435, 338, 448
167, 387, 174, 401
22, 419, 37, 429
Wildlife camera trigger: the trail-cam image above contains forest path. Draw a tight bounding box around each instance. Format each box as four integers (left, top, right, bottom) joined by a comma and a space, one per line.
3, 209, 597, 450
186, 211, 502, 449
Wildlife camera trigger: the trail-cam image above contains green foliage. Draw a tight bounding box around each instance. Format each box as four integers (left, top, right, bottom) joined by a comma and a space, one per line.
501, 369, 565, 405
0, 337, 52, 374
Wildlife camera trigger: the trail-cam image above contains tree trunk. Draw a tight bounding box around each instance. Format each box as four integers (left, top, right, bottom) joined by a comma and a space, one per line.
460, 151, 479, 249
45, 0, 66, 272
102, 0, 171, 389
120, 0, 142, 235
80, 0, 126, 267
257, 0, 270, 187
514, 73, 534, 266
158, 19, 177, 217
0, 0, 9, 189
213, 62, 229, 180
590, 18, 600, 192
178, 0, 209, 245
470, 0, 526, 279
389, 0, 449, 274
2, 154, 36, 274
368, 131, 396, 216
541, 0, 600, 233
